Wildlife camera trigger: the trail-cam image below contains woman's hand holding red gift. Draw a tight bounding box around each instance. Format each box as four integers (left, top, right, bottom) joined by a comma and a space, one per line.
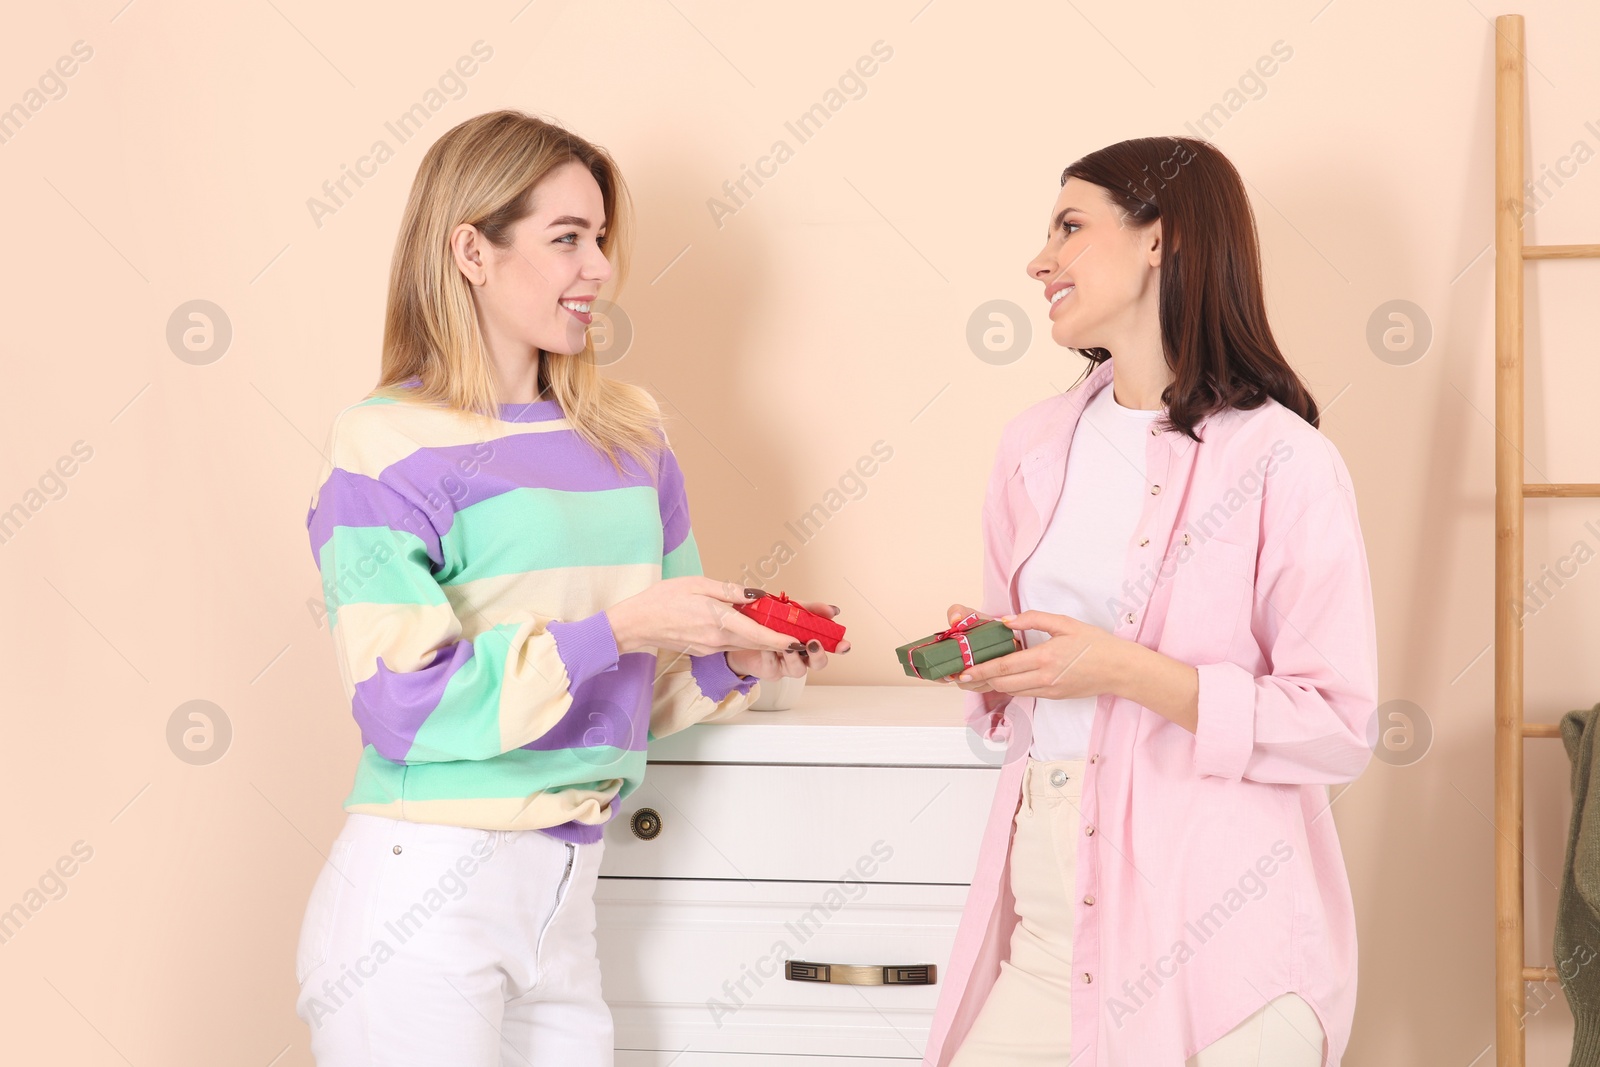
726, 599, 851, 682
607, 577, 799, 657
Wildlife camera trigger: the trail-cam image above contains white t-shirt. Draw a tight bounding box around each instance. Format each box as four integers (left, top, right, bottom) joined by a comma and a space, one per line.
1015, 382, 1163, 761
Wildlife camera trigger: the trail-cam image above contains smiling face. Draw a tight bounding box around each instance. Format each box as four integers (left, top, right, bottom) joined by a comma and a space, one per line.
453, 158, 613, 362
1026, 176, 1161, 351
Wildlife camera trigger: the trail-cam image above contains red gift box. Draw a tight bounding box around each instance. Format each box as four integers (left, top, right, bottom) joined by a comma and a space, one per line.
736, 591, 846, 652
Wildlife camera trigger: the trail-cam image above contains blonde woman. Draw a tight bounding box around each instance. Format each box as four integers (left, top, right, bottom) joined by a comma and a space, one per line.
293, 110, 846, 1066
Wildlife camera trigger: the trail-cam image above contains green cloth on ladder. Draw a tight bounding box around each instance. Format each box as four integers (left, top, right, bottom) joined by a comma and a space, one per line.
1558, 702, 1600, 1064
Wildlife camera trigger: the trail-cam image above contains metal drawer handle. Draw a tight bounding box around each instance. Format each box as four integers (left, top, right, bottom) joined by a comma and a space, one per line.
785, 960, 936, 985
630, 807, 662, 840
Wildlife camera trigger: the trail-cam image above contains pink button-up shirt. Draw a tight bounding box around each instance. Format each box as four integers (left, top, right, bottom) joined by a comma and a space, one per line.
923, 357, 1378, 1067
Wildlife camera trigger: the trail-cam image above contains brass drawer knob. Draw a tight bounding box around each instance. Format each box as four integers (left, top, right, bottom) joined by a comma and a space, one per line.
785, 960, 936, 985
630, 807, 662, 840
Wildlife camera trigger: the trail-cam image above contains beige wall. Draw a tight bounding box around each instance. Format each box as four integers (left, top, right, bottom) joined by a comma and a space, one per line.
2, 0, 1597, 1062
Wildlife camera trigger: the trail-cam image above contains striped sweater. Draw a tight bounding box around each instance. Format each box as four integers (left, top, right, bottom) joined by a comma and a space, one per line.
305, 386, 761, 843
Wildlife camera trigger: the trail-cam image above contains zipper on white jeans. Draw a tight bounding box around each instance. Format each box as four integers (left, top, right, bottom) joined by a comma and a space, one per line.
557, 842, 575, 897
539, 843, 577, 951
547, 844, 579, 927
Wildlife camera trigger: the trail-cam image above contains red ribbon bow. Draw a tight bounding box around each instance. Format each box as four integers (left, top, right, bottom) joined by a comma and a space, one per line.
758, 591, 803, 624
906, 610, 986, 680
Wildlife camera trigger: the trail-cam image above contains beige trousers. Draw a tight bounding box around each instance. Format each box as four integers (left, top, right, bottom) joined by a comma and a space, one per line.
949, 757, 1329, 1067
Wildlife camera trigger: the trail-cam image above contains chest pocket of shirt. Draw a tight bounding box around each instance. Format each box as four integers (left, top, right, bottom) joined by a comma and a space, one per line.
1154, 535, 1256, 666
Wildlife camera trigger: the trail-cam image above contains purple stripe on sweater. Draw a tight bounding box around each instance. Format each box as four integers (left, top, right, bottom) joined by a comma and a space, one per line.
351, 643, 471, 762
690, 650, 759, 704
353, 642, 655, 765
537, 814, 610, 844
394, 379, 571, 426
547, 611, 621, 689
657, 448, 692, 556
308, 468, 443, 565
522, 653, 655, 753
371, 429, 666, 541
496, 398, 565, 423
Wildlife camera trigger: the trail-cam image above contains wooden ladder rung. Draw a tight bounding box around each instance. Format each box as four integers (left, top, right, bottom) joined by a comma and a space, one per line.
1522, 722, 1561, 739
1524, 244, 1600, 259
1524, 966, 1561, 983
1523, 484, 1600, 498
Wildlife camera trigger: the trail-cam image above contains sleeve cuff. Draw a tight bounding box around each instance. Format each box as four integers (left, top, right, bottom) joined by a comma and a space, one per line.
965, 689, 1006, 738
690, 651, 759, 703
1193, 660, 1256, 781
547, 611, 622, 690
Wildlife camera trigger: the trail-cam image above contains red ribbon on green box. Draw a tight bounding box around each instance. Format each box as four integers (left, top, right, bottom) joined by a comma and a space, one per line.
904, 609, 985, 680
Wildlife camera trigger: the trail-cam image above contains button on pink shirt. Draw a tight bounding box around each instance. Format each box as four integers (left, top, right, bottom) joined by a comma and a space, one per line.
922, 358, 1378, 1067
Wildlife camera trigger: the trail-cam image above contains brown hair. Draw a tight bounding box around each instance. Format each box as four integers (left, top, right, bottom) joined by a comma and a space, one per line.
1061, 136, 1319, 441
374, 109, 663, 476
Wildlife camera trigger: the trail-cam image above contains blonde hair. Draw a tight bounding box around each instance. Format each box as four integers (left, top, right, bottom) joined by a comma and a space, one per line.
373, 109, 664, 476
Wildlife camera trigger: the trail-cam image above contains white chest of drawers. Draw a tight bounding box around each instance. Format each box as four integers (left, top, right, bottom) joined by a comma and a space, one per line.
596, 684, 1000, 1066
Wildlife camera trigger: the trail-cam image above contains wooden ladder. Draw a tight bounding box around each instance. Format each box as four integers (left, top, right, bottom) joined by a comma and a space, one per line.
1494, 12, 1600, 1066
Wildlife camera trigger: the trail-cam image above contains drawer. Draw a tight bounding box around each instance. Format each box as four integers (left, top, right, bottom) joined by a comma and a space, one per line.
597, 877, 966, 1059
603, 763, 998, 883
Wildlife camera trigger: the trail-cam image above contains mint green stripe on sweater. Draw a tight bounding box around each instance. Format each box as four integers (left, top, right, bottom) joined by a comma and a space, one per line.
346, 746, 404, 807
402, 745, 647, 798
438, 486, 664, 580
662, 528, 702, 580
318, 527, 443, 617
345, 744, 649, 805
400, 621, 526, 762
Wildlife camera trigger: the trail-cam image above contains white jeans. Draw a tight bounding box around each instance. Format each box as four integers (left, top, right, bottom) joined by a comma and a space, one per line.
294, 812, 611, 1066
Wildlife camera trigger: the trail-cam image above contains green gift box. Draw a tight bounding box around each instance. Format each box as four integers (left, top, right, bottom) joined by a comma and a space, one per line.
895, 619, 1019, 680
